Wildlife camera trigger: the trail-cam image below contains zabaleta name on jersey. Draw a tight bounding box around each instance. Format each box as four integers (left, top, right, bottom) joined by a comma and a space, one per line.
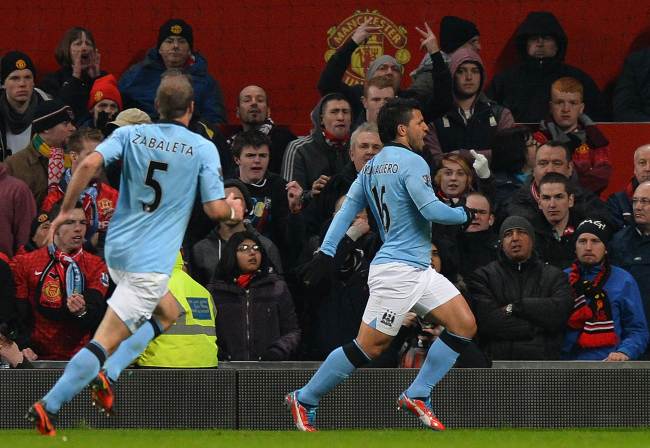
131, 132, 195, 156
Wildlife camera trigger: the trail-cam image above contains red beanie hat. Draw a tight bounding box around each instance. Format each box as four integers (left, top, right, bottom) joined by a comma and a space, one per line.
87, 74, 123, 111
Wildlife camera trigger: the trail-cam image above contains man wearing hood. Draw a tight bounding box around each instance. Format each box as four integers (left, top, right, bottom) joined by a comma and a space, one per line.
118, 19, 226, 124
423, 48, 514, 162
486, 11, 606, 123
281, 93, 352, 200
533, 77, 612, 194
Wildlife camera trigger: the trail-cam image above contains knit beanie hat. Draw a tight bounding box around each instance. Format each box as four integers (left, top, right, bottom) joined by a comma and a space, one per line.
440, 16, 480, 54
366, 55, 403, 80
224, 179, 253, 213
574, 218, 612, 245
1, 51, 36, 84
87, 74, 123, 111
158, 19, 193, 50
499, 215, 535, 244
32, 100, 74, 133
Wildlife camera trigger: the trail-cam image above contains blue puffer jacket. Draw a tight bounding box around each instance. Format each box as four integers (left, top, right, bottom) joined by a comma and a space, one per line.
562, 264, 649, 360
118, 48, 226, 124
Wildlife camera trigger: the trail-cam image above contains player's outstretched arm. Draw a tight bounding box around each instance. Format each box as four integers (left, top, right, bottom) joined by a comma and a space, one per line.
49, 152, 105, 242
202, 192, 245, 223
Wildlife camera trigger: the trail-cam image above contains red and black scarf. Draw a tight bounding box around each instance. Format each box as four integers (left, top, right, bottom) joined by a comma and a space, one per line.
567, 260, 618, 349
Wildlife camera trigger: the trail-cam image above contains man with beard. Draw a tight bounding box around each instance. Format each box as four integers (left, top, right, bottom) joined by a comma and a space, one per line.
287, 98, 475, 432
562, 219, 648, 360
468, 216, 572, 360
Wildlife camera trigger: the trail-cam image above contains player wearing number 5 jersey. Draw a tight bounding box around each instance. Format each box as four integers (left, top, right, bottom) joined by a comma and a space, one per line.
27, 71, 244, 436
287, 98, 477, 431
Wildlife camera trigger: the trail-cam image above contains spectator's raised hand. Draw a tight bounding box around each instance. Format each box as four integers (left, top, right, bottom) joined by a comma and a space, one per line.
351, 18, 381, 44
415, 22, 439, 54
470, 150, 490, 179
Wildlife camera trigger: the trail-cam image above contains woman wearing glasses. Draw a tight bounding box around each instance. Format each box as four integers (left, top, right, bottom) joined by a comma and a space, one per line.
209, 231, 300, 361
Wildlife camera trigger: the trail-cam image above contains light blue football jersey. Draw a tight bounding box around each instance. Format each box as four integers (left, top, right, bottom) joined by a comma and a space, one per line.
97, 122, 224, 274
320, 144, 466, 269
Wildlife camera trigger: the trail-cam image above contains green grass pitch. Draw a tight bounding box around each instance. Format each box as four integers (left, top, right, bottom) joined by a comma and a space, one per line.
3, 429, 650, 448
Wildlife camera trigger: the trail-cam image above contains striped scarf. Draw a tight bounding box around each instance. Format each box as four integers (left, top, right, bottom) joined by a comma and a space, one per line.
32, 134, 72, 186
567, 260, 618, 349
36, 244, 85, 320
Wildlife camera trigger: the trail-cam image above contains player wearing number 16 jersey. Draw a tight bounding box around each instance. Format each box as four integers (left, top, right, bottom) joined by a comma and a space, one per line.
286, 98, 477, 432
27, 71, 244, 436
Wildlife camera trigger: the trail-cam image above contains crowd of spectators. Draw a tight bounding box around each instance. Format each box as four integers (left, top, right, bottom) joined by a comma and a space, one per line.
2, 12, 650, 367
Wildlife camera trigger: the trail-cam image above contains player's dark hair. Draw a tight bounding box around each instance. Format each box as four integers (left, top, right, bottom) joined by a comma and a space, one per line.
156, 69, 194, 119
490, 127, 532, 174
231, 130, 271, 158
376, 97, 421, 144
213, 231, 270, 282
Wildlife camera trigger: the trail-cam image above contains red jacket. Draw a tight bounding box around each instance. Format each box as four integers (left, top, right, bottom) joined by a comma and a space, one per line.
10, 246, 108, 360
534, 116, 612, 194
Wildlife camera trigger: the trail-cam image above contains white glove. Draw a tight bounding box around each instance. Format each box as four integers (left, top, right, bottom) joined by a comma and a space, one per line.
470, 150, 490, 179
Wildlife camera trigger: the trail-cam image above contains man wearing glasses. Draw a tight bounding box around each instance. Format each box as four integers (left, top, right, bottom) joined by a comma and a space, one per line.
610, 181, 650, 344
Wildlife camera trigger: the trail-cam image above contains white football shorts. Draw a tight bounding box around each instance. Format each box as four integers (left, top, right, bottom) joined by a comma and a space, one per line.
107, 268, 170, 333
362, 262, 460, 336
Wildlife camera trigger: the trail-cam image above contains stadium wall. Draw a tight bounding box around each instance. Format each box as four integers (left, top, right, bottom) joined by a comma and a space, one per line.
1, 0, 649, 126
2, 363, 650, 429
1, 2, 649, 193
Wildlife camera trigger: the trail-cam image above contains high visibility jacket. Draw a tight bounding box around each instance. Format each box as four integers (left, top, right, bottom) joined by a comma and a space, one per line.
137, 262, 217, 367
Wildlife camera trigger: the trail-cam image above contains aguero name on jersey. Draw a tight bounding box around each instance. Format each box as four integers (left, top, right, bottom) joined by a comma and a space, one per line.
319, 143, 467, 269
97, 121, 224, 275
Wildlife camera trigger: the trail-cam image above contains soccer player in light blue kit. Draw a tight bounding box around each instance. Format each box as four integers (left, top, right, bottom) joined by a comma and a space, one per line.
286, 98, 477, 431
27, 71, 244, 436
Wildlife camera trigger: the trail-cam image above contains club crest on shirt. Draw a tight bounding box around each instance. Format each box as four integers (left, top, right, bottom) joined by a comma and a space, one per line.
422, 174, 432, 188
324, 10, 410, 86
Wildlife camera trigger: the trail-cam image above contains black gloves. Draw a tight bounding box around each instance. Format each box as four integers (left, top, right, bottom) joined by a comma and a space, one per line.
297, 251, 336, 288
459, 205, 477, 232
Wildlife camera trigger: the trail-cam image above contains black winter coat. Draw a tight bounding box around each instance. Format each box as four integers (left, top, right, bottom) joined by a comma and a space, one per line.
613, 48, 650, 122
486, 12, 606, 122
468, 251, 572, 360
209, 273, 300, 361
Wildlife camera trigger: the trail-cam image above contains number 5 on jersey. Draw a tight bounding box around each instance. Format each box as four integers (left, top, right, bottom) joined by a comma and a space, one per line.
143, 161, 169, 212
